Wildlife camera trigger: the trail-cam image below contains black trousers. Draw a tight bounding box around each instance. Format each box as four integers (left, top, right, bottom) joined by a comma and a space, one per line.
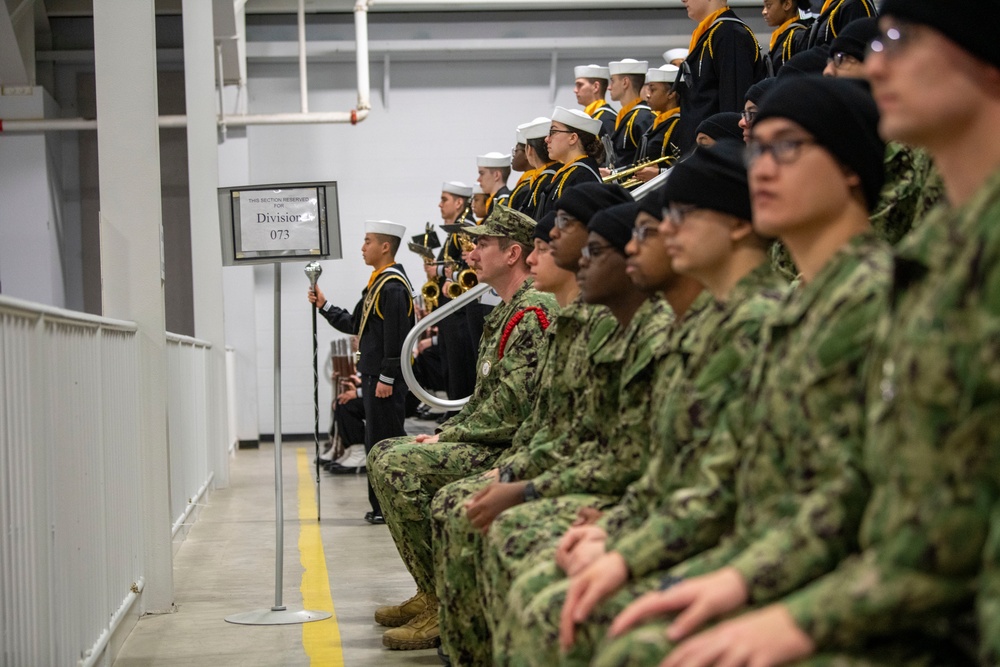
361, 374, 408, 514
332, 395, 366, 446
436, 310, 476, 418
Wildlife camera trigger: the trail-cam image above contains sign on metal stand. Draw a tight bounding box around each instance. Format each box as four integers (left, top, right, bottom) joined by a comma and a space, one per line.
217, 181, 341, 626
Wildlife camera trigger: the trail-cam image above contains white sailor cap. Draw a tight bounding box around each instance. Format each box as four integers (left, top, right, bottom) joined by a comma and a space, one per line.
472, 183, 485, 196
646, 64, 680, 83
518, 117, 552, 141
477, 152, 511, 168
365, 220, 407, 239
574, 64, 610, 80
550, 106, 602, 136
609, 59, 649, 76
515, 127, 526, 144
442, 181, 473, 198
663, 48, 690, 63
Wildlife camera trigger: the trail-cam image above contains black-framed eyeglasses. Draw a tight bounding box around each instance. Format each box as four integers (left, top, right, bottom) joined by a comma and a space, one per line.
740, 109, 758, 124
554, 212, 583, 231
632, 224, 660, 243
744, 137, 817, 167
581, 243, 622, 260
661, 204, 699, 227
827, 51, 860, 68
867, 22, 914, 59
548, 128, 576, 138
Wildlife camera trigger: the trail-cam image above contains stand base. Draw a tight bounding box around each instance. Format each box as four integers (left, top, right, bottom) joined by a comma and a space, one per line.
225, 608, 332, 625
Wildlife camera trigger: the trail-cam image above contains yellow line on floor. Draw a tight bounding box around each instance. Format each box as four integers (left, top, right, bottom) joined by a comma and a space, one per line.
297, 447, 345, 666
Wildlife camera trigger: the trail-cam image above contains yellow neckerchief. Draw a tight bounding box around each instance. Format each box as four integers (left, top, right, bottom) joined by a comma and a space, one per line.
652, 106, 681, 131
615, 97, 644, 131
689, 6, 730, 52
366, 263, 390, 290
820, 0, 836, 14
770, 15, 801, 52
511, 168, 536, 201
530, 161, 561, 206
584, 99, 608, 117
553, 155, 591, 198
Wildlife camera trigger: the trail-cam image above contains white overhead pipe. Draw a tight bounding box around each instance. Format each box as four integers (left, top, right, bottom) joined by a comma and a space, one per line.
298, 0, 309, 113
0, 0, 373, 133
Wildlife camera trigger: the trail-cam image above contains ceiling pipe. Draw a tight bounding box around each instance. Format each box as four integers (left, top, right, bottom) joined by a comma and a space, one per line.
0, 0, 373, 133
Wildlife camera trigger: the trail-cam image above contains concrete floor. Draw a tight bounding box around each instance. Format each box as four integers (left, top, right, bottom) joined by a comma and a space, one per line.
114, 425, 441, 667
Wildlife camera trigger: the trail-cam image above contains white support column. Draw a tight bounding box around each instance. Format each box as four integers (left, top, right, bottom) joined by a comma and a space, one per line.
183, 0, 231, 489
93, 0, 174, 613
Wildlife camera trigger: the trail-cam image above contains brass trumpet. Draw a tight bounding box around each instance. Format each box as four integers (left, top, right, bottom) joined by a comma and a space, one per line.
421, 280, 441, 312
602, 155, 675, 188
445, 268, 479, 299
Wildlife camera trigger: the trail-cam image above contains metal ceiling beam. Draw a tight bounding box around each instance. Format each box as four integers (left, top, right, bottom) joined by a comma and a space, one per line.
0, 0, 34, 85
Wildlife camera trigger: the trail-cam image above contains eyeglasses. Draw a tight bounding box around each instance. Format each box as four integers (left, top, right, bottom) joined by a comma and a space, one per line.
744, 137, 817, 167
740, 109, 758, 124
827, 51, 860, 68
632, 224, 660, 243
661, 204, 699, 227
554, 212, 582, 231
548, 128, 576, 138
581, 243, 621, 260
867, 23, 914, 59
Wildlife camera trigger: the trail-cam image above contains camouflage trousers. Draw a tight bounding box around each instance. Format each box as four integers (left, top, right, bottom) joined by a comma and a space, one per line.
430, 484, 607, 667
498, 558, 662, 667
368, 436, 502, 593
591, 624, 970, 667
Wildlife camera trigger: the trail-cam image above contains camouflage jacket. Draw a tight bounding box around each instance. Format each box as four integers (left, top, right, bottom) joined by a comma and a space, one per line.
437, 279, 557, 445
670, 232, 892, 606
515, 296, 675, 499
870, 142, 945, 246
605, 264, 789, 578
496, 301, 617, 470
780, 169, 1000, 652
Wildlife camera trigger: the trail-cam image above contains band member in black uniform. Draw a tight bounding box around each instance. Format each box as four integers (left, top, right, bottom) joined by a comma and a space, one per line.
433, 182, 477, 418
806, 0, 876, 48
536, 107, 605, 219
508, 128, 535, 214
573, 64, 617, 138
308, 220, 415, 524
519, 116, 562, 217
471, 184, 488, 221
630, 64, 682, 185
477, 152, 512, 218
607, 58, 655, 169
407, 227, 447, 420
764, 0, 813, 75
674, 0, 766, 154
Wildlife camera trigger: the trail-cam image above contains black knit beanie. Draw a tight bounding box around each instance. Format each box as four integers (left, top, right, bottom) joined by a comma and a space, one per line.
755, 76, 885, 210
745, 77, 779, 105
637, 184, 664, 219
829, 18, 880, 62
778, 44, 830, 78
533, 211, 556, 243
662, 140, 751, 221
588, 203, 639, 254
555, 182, 634, 225
696, 112, 744, 143
881, 0, 1000, 70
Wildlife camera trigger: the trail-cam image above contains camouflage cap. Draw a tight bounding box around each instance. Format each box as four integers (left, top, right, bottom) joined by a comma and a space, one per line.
464, 204, 536, 246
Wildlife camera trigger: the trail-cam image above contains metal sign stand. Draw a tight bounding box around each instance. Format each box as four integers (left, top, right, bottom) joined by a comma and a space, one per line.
225, 264, 331, 626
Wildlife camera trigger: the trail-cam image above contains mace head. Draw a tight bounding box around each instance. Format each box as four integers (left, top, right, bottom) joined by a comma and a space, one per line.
304, 261, 323, 286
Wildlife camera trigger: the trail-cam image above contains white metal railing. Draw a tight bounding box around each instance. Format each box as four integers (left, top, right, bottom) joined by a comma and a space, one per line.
166, 333, 221, 539
0, 295, 143, 666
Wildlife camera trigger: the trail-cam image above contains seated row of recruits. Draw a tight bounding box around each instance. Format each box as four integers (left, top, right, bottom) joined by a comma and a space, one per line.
365, 0, 1000, 665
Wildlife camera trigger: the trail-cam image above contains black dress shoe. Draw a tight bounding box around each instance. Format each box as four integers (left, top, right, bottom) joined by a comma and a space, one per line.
437, 645, 452, 665
328, 464, 366, 475
364, 511, 385, 524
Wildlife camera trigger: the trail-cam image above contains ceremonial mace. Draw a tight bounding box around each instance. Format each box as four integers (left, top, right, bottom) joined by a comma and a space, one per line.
305, 261, 323, 520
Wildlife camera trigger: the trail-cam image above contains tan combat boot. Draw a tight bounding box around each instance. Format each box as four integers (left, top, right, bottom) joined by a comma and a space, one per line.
374, 590, 434, 628
382, 603, 440, 650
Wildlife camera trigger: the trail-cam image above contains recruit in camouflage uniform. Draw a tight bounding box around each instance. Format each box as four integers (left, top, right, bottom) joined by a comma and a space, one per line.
499, 263, 788, 667
766, 171, 1000, 665
369, 276, 555, 595
431, 299, 619, 666
588, 231, 894, 667
770, 142, 944, 281
471, 296, 676, 663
